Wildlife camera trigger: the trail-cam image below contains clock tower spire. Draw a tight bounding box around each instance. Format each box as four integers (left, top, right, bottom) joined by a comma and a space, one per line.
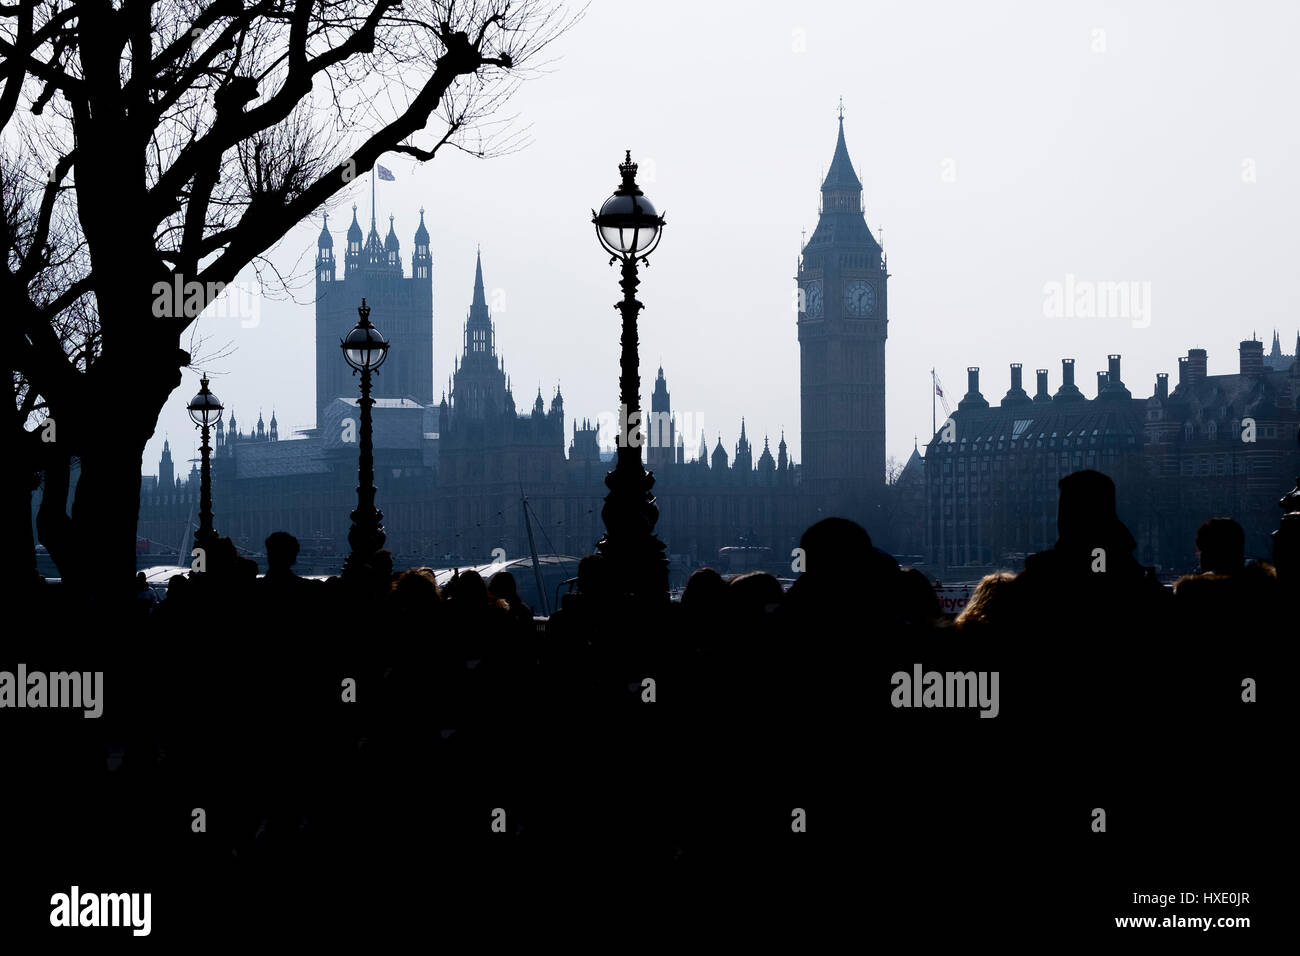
796, 106, 888, 522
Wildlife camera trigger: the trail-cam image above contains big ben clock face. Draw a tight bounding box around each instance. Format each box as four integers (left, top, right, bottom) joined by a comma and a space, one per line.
844, 280, 876, 316
805, 282, 823, 316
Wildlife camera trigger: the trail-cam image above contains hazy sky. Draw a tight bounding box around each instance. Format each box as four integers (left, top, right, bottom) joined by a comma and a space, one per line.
146, 0, 1300, 479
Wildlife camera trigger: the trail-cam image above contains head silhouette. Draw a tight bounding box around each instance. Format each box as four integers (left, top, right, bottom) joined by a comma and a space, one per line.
1196, 517, 1245, 574
798, 517, 873, 576
681, 567, 727, 611
729, 570, 783, 614
575, 553, 613, 600
265, 531, 300, 572
454, 569, 489, 605
1056, 470, 1121, 544
489, 570, 520, 604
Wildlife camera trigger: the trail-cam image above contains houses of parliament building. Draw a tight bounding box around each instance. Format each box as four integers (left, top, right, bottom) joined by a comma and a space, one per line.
137, 114, 1300, 579
138, 113, 889, 574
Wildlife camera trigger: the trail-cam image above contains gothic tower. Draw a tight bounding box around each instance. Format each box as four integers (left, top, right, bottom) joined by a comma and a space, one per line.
450, 250, 511, 422
797, 107, 888, 519
648, 366, 675, 472
315, 202, 434, 428
159, 437, 174, 490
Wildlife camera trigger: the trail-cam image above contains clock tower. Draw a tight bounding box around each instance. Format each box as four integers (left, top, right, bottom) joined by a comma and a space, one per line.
797, 107, 888, 521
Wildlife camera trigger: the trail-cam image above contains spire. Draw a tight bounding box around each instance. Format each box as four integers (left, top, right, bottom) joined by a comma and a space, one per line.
822, 102, 862, 193
346, 204, 363, 244
414, 206, 430, 246
385, 213, 399, 252
464, 248, 494, 358
318, 212, 332, 248
472, 247, 487, 311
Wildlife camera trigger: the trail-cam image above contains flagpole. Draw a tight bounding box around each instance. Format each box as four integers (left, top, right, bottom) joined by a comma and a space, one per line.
371, 166, 376, 231
931, 368, 936, 444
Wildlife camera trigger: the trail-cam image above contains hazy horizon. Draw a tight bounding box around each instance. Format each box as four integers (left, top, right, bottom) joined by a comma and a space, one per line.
144, 0, 1300, 484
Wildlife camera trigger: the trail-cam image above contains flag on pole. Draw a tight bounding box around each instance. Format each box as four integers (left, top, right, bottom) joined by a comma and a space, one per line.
935, 382, 944, 398
377, 165, 396, 181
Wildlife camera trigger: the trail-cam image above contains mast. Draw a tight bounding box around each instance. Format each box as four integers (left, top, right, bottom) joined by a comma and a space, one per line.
521, 486, 549, 616
931, 368, 937, 444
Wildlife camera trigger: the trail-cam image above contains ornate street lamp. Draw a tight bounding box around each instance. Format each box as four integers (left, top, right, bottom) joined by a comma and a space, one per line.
340, 298, 390, 579
186, 374, 224, 558
591, 150, 669, 600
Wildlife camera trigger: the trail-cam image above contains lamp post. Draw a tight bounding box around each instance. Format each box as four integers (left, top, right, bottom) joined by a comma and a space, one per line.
591, 150, 669, 600
340, 298, 390, 578
186, 375, 223, 558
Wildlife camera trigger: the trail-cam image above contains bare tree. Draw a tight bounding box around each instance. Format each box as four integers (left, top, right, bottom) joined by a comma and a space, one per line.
886, 455, 904, 486
1, 0, 575, 596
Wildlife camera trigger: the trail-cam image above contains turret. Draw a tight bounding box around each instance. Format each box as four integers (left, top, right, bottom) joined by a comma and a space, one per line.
345, 205, 364, 276
412, 208, 432, 280
317, 213, 335, 283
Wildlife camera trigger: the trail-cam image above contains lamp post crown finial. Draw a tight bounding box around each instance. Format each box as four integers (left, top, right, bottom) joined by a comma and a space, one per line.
618, 151, 640, 192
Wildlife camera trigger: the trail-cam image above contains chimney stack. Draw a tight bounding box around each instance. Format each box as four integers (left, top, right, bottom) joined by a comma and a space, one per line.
1034, 369, 1051, 403
1187, 348, 1208, 385
1097, 371, 1109, 396
1054, 358, 1085, 402
958, 366, 990, 411
1156, 372, 1169, 401
1001, 363, 1032, 407
1099, 353, 1132, 399
1239, 339, 1264, 376
1178, 356, 1189, 388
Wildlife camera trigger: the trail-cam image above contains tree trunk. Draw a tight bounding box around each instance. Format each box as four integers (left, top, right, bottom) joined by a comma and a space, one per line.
0, 453, 41, 598
67, 427, 148, 598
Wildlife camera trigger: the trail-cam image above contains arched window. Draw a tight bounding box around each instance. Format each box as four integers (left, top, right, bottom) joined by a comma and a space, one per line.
1207, 421, 1217, 440
1184, 421, 1194, 440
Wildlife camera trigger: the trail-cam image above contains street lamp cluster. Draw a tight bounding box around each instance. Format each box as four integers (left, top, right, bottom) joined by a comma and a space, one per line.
186, 151, 671, 602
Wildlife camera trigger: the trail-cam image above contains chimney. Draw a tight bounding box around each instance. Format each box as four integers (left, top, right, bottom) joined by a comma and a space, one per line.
1156, 372, 1169, 401
1178, 356, 1188, 388
958, 365, 990, 411
1001, 363, 1032, 407
1239, 339, 1264, 376
1187, 348, 1208, 385
1034, 368, 1051, 403
1099, 353, 1132, 400
1054, 357, 1084, 402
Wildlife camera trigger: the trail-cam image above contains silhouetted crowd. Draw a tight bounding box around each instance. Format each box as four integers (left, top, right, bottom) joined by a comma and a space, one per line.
9, 467, 1282, 933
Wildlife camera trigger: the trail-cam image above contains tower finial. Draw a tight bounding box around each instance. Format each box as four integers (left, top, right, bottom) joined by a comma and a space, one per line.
838, 96, 844, 122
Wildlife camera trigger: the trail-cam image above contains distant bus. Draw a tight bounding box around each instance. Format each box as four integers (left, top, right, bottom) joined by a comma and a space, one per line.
716, 546, 775, 576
